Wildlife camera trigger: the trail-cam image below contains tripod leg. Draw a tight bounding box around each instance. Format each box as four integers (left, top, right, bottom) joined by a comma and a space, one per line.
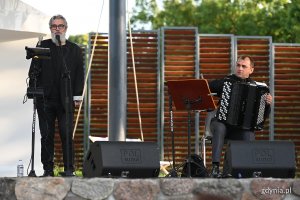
165, 95, 178, 177
186, 104, 192, 177
28, 97, 37, 177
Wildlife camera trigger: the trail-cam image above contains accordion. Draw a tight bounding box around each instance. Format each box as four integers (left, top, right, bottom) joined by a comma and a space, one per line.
216, 80, 269, 130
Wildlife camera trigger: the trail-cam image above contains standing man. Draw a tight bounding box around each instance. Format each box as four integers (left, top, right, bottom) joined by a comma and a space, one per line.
28, 14, 84, 176
208, 55, 273, 178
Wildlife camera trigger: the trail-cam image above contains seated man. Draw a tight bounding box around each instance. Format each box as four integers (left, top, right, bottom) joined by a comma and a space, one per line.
208, 55, 273, 178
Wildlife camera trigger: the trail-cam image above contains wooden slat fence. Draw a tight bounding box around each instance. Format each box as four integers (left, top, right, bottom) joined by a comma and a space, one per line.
162, 27, 198, 165
52, 28, 300, 177
126, 31, 160, 143
273, 44, 300, 177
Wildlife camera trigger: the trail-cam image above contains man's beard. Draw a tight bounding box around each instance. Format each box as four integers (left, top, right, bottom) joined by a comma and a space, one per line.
51, 33, 66, 45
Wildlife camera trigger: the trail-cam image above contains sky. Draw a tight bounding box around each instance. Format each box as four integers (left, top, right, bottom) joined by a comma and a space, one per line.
20, 0, 136, 36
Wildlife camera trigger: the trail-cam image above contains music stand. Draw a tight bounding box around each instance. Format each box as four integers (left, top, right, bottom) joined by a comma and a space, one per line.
166, 79, 216, 177
25, 46, 50, 177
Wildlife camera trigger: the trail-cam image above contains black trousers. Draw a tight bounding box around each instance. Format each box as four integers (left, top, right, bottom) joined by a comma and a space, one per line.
36, 99, 74, 172
210, 118, 255, 163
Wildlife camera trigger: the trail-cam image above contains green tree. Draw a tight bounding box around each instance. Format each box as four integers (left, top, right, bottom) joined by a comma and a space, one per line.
68, 34, 89, 45
131, 0, 300, 43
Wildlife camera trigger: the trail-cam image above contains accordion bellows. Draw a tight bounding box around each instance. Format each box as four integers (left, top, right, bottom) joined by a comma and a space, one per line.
216, 80, 269, 130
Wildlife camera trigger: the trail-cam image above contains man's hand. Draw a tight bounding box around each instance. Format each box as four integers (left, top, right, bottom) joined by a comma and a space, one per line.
74, 100, 82, 107
265, 94, 273, 105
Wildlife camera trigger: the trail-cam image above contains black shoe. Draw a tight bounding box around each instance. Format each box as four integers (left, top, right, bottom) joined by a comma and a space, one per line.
40, 170, 54, 177
210, 165, 222, 178
222, 173, 233, 178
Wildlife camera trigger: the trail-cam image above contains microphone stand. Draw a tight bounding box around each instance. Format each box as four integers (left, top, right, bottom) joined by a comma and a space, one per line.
28, 60, 39, 177
57, 37, 74, 177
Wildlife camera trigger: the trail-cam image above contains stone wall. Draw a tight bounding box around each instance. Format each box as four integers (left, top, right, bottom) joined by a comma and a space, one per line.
1, 177, 300, 200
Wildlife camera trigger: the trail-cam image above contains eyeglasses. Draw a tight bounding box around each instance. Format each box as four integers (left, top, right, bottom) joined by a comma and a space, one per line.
50, 24, 65, 30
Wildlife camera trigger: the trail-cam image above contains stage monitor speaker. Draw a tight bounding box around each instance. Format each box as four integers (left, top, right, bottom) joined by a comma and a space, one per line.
83, 141, 160, 178
223, 140, 296, 178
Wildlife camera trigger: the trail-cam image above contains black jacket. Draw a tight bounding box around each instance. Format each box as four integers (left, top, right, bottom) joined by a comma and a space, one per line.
209, 74, 255, 98
28, 39, 84, 109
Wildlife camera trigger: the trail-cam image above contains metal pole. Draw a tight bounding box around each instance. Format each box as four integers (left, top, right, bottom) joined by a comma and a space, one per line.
108, 0, 127, 141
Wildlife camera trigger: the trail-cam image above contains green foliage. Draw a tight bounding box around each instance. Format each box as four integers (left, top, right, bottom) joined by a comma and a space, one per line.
68, 34, 89, 45
131, 0, 300, 43
130, 0, 159, 29
53, 166, 83, 177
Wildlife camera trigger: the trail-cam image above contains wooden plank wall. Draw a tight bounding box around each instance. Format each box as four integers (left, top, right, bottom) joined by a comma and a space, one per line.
126, 31, 160, 142
273, 44, 300, 177
86, 31, 160, 143
89, 34, 109, 138
53, 29, 300, 177
162, 28, 198, 164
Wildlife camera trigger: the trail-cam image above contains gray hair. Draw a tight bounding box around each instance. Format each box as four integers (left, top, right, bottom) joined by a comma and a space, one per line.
49, 14, 68, 28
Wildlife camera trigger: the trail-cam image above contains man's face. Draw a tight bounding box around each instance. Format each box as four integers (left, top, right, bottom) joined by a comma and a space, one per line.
50, 18, 67, 44
50, 19, 67, 35
235, 57, 254, 79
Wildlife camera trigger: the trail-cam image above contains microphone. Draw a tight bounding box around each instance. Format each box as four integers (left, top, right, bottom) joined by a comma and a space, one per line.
55, 34, 61, 46
38, 35, 43, 47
